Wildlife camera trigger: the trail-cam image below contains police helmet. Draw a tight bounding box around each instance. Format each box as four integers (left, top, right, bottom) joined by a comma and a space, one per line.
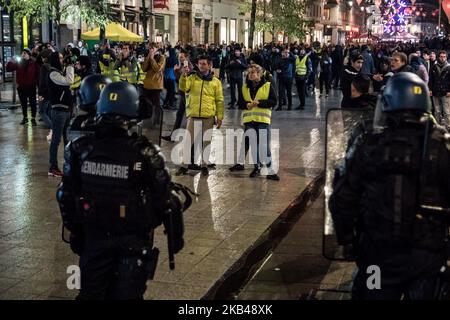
380, 72, 431, 114
79, 75, 112, 112
96, 81, 139, 118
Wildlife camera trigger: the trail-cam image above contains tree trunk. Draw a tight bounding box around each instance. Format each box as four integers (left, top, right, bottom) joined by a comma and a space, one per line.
100, 25, 106, 42
248, 0, 257, 50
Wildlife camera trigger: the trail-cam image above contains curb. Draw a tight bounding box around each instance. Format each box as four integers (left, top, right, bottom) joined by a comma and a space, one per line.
201, 172, 326, 300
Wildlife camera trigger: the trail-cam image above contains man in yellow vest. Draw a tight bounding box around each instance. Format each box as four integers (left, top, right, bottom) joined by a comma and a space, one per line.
97, 40, 120, 82
229, 64, 279, 180
71, 56, 93, 92
294, 47, 312, 110
176, 55, 224, 176
114, 43, 144, 93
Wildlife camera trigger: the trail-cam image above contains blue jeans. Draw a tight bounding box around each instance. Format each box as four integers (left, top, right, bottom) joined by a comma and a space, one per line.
49, 109, 70, 169
39, 100, 52, 129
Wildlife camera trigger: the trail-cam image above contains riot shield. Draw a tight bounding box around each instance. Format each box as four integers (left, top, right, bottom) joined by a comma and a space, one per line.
323, 108, 374, 261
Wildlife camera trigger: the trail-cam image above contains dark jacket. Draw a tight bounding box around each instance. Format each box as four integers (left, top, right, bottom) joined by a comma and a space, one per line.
429, 61, 450, 97
341, 66, 360, 108
248, 52, 264, 67
38, 63, 51, 99
349, 93, 378, 109
238, 78, 278, 110
276, 55, 296, 79
226, 55, 247, 79
330, 116, 450, 252
372, 71, 393, 93
6, 58, 39, 87
320, 54, 332, 75
209, 48, 221, 69
331, 45, 344, 71
394, 64, 415, 74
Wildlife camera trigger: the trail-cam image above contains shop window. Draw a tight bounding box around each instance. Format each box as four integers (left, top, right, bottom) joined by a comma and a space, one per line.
204, 20, 210, 44
220, 18, 227, 44
230, 19, 236, 42
244, 20, 249, 48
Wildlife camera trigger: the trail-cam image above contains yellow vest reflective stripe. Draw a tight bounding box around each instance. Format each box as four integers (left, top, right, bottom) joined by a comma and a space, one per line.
242, 82, 272, 125
118, 60, 143, 84
70, 74, 81, 90
137, 63, 145, 85
100, 54, 120, 82
295, 55, 308, 76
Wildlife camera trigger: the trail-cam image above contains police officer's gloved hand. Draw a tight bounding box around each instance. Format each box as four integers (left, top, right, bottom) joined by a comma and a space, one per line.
163, 192, 184, 253
69, 232, 85, 256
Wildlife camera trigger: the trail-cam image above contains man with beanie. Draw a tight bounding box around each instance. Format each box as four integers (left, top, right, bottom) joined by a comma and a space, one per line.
341, 54, 364, 108
6, 48, 39, 125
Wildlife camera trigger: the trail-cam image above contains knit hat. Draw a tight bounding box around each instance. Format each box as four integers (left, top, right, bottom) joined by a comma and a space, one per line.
22, 48, 32, 56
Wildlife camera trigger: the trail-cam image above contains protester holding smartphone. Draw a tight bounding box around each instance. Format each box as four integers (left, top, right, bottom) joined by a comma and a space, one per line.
176, 55, 224, 176
142, 42, 166, 120
6, 49, 39, 125
162, 51, 194, 142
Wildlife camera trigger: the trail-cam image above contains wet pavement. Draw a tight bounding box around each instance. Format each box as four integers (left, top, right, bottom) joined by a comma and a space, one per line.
0, 87, 343, 299
237, 193, 354, 300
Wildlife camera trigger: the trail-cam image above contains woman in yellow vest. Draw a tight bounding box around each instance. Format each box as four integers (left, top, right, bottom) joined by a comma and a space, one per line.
229, 64, 280, 181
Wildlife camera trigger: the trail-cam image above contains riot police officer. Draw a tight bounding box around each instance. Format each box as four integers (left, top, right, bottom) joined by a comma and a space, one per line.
67, 74, 111, 141
57, 81, 188, 300
329, 72, 450, 300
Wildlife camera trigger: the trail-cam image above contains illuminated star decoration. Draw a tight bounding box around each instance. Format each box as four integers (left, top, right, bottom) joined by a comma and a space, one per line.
381, 0, 411, 36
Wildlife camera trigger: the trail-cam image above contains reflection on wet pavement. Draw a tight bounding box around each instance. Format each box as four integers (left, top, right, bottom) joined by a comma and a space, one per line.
0, 90, 343, 299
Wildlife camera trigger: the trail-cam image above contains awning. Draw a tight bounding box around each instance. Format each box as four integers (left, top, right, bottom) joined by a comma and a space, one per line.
81, 23, 143, 42
380, 33, 419, 42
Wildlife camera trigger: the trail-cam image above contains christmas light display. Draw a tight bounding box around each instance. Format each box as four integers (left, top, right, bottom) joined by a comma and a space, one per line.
381, 0, 411, 36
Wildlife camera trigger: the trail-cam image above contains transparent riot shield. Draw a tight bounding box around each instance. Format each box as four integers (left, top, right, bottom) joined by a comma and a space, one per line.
323, 108, 374, 260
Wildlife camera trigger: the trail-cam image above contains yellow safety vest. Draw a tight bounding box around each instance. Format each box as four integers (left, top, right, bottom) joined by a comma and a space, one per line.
99, 54, 120, 82
242, 82, 272, 125
138, 62, 146, 85
118, 59, 144, 84
295, 55, 308, 76
70, 74, 81, 91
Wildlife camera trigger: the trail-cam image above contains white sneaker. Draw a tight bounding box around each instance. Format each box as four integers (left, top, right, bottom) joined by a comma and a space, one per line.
46, 130, 52, 142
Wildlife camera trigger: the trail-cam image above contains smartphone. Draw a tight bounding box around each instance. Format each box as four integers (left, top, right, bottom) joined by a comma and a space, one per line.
183, 60, 189, 68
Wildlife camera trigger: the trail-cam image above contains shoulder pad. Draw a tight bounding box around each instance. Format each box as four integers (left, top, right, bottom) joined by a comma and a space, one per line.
70, 135, 94, 154
66, 135, 94, 160
134, 135, 161, 157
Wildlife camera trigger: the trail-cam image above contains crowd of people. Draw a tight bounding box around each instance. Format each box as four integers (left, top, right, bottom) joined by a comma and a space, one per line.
3, 35, 450, 178
3, 33, 450, 300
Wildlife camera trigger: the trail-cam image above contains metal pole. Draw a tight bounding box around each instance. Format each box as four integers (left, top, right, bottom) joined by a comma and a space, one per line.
263, 0, 266, 43
12, 46, 16, 105
438, 0, 442, 35
12, 72, 17, 105
142, 0, 148, 42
